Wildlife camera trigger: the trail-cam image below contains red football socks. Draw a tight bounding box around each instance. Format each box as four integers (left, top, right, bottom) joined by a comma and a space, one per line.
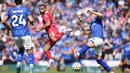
45, 50, 52, 60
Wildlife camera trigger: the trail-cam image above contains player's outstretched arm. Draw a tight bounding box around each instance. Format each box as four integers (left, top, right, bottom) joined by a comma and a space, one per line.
2, 15, 11, 30
36, 20, 50, 32
78, 16, 90, 32
2, 15, 11, 35
28, 15, 34, 26
40, 20, 50, 30
87, 10, 103, 19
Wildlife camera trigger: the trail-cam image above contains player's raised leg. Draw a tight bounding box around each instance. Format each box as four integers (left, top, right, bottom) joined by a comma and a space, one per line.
45, 31, 62, 70
90, 38, 114, 73
63, 28, 73, 34
45, 28, 72, 69
52, 28, 73, 43
48, 28, 73, 43
72, 38, 114, 73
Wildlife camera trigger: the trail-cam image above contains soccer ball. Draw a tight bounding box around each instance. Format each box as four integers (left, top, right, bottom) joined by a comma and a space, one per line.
72, 62, 81, 71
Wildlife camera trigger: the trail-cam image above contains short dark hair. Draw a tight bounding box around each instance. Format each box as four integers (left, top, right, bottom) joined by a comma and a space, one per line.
15, 0, 22, 5
39, 4, 46, 8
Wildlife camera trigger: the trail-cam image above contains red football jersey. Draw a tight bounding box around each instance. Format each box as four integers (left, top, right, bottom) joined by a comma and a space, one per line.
42, 11, 55, 31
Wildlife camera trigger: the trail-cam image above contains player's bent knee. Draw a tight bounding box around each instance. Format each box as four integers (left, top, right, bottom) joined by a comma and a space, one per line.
87, 41, 95, 48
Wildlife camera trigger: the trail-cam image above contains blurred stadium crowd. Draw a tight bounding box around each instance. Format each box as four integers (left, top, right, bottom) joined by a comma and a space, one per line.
0, 0, 130, 72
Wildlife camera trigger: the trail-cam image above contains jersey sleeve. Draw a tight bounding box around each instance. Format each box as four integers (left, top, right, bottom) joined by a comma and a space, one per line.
26, 7, 31, 16
43, 14, 50, 22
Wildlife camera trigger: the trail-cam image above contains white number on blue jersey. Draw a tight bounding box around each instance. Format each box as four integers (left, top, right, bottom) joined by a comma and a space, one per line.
12, 15, 26, 27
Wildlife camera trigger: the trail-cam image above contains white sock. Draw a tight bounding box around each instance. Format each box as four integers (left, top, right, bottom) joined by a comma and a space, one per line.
16, 62, 21, 68
77, 52, 80, 56
49, 59, 54, 63
29, 64, 34, 69
29, 64, 34, 73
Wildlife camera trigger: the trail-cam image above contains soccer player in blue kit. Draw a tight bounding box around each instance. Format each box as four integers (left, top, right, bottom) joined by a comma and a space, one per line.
72, 9, 114, 73
2, 0, 34, 73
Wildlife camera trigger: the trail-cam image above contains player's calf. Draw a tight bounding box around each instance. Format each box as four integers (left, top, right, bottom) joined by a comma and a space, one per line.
72, 41, 95, 58
17, 49, 24, 65
27, 49, 34, 73
43, 45, 54, 69
96, 55, 114, 73
72, 44, 90, 59
16, 47, 24, 73
28, 53, 34, 65
44, 45, 53, 60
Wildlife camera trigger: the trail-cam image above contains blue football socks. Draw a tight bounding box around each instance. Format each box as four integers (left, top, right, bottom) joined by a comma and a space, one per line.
28, 53, 34, 73
79, 45, 89, 55
16, 51, 24, 73
17, 51, 24, 63
96, 59, 112, 72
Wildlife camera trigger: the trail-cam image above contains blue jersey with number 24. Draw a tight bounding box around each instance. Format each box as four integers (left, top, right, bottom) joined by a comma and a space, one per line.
6, 6, 31, 37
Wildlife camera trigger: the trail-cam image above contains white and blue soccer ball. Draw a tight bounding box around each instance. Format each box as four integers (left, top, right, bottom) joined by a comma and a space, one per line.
72, 62, 81, 71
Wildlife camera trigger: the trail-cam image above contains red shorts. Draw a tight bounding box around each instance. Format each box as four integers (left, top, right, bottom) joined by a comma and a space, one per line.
47, 26, 59, 45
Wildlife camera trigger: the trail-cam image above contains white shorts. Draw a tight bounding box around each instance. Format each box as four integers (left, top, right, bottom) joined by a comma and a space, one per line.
14, 35, 34, 50
89, 37, 104, 56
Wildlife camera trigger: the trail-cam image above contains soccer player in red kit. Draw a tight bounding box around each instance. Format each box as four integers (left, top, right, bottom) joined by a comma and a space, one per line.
36, 4, 72, 69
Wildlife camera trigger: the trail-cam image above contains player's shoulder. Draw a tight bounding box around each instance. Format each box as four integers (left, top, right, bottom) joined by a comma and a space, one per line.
45, 11, 51, 15
43, 11, 50, 17
8, 7, 15, 11
20, 6, 30, 10
6, 7, 15, 15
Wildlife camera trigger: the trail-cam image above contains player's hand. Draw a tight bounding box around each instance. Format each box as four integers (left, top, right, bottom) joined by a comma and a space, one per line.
87, 10, 92, 14
78, 16, 82, 23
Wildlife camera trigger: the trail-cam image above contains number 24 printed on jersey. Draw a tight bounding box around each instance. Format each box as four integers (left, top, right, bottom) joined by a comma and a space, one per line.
12, 15, 26, 27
